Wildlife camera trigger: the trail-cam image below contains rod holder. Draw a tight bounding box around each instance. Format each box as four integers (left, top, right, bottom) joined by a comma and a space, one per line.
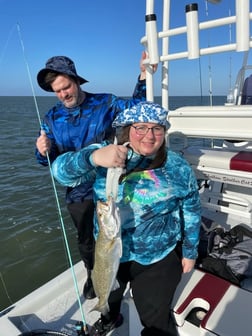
236, 0, 250, 52
145, 13, 159, 64
186, 3, 199, 59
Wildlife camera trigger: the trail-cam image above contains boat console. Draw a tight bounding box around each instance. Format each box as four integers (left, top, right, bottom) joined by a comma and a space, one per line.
167, 105, 252, 228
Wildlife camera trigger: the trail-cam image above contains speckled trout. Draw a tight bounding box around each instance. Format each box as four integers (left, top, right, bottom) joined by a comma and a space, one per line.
91, 195, 122, 315
91, 139, 127, 315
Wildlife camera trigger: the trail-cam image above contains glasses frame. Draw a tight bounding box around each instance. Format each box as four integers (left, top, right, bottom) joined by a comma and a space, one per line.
131, 125, 165, 136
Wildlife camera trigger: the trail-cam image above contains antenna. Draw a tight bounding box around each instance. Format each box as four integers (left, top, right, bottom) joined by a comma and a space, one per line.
204, 0, 222, 105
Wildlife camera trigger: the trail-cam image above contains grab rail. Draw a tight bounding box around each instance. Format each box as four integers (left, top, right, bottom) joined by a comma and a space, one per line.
141, 0, 252, 108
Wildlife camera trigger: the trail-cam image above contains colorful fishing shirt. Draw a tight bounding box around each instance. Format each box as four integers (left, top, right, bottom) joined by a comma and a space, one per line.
52, 142, 201, 265
35, 78, 146, 203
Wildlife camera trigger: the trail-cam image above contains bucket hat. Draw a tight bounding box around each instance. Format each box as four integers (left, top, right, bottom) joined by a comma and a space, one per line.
112, 101, 170, 129
37, 56, 88, 92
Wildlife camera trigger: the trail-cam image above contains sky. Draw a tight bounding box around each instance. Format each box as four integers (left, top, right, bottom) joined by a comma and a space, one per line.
0, 0, 251, 97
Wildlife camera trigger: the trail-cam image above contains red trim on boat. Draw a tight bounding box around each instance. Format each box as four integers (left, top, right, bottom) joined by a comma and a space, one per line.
175, 273, 231, 329
230, 151, 252, 172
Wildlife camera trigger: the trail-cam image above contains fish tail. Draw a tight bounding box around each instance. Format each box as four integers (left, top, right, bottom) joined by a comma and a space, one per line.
91, 301, 110, 316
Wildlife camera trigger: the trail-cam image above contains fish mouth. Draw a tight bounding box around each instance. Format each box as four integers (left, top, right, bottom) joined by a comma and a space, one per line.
96, 197, 121, 240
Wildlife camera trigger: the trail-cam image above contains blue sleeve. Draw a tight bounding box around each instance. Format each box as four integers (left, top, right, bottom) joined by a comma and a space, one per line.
133, 77, 146, 100
52, 143, 103, 187
110, 77, 146, 118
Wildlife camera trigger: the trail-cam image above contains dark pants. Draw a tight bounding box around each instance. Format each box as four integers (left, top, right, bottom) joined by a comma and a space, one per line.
107, 249, 182, 336
67, 200, 95, 270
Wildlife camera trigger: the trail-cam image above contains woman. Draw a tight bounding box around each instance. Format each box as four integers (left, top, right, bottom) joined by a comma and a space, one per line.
52, 101, 201, 336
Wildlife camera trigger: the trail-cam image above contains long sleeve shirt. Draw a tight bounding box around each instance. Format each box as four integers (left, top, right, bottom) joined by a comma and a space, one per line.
52, 142, 201, 265
35, 78, 146, 203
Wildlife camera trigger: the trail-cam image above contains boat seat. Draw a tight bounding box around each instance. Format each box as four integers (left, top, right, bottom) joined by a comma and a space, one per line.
167, 105, 252, 142
230, 151, 252, 171
183, 147, 252, 225
172, 269, 252, 335
241, 74, 252, 105
183, 147, 252, 186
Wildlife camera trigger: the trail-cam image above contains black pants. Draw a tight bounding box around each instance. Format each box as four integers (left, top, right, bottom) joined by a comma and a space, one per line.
107, 249, 182, 336
67, 200, 95, 270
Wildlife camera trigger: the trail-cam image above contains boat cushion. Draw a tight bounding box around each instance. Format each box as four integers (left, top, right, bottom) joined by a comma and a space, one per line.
173, 271, 231, 329
184, 148, 252, 173
172, 269, 252, 336
230, 151, 252, 172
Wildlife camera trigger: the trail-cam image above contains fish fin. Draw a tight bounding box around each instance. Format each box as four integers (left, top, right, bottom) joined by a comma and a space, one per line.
116, 245, 122, 259
111, 279, 120, 291
91, 301, 110, 316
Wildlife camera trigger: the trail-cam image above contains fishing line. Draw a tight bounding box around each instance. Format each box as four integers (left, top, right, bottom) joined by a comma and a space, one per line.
0, 272, 13, 306
0, 24, 16, 68
1, 271, 41, 335
16, 23, 88, 334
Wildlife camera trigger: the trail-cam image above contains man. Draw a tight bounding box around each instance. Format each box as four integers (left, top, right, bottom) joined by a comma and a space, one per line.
35, 54, 148, 299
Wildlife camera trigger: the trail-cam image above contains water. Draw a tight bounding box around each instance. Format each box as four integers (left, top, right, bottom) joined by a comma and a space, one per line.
0, 95, 226, 312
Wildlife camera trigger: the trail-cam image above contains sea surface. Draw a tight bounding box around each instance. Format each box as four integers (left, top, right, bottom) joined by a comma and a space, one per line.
0, 95, 226, 312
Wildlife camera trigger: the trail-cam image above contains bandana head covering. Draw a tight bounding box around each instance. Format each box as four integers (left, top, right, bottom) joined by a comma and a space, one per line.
112, 101, 170, 129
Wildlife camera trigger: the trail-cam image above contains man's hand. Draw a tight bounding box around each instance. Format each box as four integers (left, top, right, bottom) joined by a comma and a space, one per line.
140, 51, 158, 80
36, 130, 51, 156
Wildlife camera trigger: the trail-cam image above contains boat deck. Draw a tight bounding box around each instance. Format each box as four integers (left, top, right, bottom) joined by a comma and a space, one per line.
2, 260, 252, 336
0, 262, 134, 335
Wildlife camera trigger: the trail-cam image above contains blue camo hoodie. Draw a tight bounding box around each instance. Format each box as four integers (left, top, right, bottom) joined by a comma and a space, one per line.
35, 78, 146, 203
52, 142, 201, 265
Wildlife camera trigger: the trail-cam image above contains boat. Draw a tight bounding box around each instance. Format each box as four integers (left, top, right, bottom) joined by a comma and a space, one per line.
1, 0, 252, 335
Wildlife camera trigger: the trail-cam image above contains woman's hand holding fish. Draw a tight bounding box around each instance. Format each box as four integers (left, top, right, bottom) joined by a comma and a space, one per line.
92, 144, 128, 168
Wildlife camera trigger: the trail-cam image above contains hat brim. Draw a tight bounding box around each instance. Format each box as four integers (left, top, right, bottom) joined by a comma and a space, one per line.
37, 68, 88, 92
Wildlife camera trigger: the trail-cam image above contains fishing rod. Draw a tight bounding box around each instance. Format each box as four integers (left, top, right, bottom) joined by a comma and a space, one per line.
16, 23, 89, 335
